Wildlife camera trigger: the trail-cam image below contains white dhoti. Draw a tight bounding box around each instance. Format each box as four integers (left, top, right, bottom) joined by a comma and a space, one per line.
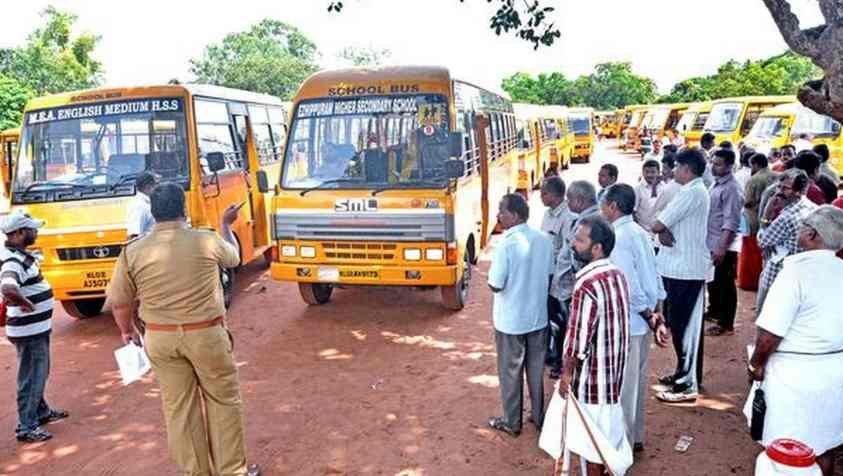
744, 352, 843, 455
566, 399, 632, 474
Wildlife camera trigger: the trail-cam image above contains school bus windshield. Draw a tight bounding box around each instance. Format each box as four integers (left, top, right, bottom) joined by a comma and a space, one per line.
281, 94, 451, 190
14, 97, 189, 203
569, 114, 591, 135
747, 116, 787, 139
706, 102, 742, 133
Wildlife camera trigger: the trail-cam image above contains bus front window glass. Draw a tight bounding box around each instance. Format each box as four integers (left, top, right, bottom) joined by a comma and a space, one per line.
281, 94, 451, 190
569, 114, 591, 135
14, 97, 189, 202
747, 117, 786, 139
705, 103, 742, 132
676, 112, 696, 133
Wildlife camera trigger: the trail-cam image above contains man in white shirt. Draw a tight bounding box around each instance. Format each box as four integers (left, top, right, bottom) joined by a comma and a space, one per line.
601, 184, 669, 453
126, 172, 159, 239
654, 154, 681, 216
488, 193, 553, 437
642, 139, 663, 163
747, 205, 843, 475
634, 159, 665, 235
651, 148, 711, 403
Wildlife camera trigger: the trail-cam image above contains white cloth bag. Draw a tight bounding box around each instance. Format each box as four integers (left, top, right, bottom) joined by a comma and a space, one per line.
114, 340, 151, 386
540, 383, 634, 475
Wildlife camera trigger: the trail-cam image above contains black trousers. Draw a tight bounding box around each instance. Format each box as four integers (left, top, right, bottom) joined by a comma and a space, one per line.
495, 327, 548, 430
663, 277, 705, 391
546, 296, 568, 370
706, 251, 738, 330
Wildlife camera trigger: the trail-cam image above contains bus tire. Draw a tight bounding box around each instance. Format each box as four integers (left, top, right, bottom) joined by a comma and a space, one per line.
221, 267, 236, 309
441, 253, 470, 311
62, 298, 105, 319
299, 283, 333, 305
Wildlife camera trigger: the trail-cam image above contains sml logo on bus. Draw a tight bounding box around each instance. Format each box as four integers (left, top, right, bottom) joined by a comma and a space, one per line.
335, 199, 378, 212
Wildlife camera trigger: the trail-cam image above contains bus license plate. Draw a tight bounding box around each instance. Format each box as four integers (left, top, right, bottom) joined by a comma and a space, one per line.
318, 267, 339, 282
83, 271, 110, 288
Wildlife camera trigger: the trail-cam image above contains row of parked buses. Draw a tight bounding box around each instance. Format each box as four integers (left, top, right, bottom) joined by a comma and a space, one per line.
2, 65, 595, 314
613, 95, 843, 176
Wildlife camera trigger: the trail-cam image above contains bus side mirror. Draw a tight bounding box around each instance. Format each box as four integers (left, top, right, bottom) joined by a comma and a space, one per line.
448, 132, 463, 159
206, 152, 227, 173
256, 170, 270, 193
445, 159, 465, 179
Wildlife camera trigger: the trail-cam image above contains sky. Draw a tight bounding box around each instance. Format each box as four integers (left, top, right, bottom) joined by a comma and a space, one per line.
0, 0, 826, 95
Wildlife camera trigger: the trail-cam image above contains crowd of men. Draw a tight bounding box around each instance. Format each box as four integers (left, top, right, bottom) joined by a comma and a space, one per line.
486, 132, 843, 475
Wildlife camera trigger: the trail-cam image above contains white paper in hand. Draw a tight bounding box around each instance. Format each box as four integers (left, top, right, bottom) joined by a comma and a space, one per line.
114, 341, 151, 386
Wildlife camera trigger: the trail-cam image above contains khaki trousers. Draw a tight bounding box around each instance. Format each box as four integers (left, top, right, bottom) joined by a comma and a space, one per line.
146, 324, 247, 476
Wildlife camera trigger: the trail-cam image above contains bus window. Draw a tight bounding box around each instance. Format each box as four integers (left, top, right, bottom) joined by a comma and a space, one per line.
248, 104, 277, 165
196, 99, 241, 173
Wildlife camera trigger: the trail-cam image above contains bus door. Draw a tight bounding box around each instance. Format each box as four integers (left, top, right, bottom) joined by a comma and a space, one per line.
475, 114, 492, 248
196, 98, 255, 260
245, 104, 285, 252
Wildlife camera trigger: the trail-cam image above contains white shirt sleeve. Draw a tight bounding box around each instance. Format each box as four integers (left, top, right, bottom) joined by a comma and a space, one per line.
126, 200, 143, 236
756, 260, 800, 337
488, 241, 509, 291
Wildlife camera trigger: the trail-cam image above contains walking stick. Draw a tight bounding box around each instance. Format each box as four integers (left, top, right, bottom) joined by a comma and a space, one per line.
553, 391, 569, 476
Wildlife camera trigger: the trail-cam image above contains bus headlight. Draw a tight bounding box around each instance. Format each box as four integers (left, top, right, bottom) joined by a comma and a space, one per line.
300, 246, 316, 258
425, 249, 444, 261
281, 245, 297, 257
404, 248, 422, 261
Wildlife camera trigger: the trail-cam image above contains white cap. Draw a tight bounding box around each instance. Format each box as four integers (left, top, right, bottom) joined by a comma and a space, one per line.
0, 211, 45, 234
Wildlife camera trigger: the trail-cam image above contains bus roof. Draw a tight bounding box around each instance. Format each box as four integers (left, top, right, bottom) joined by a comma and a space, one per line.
295, 65, 453, 100
567, 107, 594, 114
24, 84, 284, 112
711, 95, 796, 105
686, 101, 714, 112
1, 127, 20, 137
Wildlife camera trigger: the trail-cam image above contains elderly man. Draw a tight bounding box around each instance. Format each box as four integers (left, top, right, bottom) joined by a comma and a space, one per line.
747, 206, 843, 475
652, 148, 711, 403
560, 215, 629, 476
705, 149, 743, 337
540, 177, 574, 376
487, 193, 552, 437
600, 184, 669, 453
108, 184, 261, 476
548, 180, 599, 378
597, 164, 618, 202
1, 211, 68, 443
756, 169, 818, 315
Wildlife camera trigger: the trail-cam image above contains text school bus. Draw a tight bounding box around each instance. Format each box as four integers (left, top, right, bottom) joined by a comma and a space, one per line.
1, 127, 19, 196
11, 85, 287, 318
271, 66, 521, 310
567, 107, 594, 162
703, 95, 795, 147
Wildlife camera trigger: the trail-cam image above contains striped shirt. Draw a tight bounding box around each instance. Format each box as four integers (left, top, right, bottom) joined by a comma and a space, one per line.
757, 196, 818, 295
656, 177, 711, 280
563, 259, 629, 405
0, 246, 53, 339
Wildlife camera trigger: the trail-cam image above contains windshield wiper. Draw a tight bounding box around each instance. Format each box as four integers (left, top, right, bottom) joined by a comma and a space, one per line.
109, 173, 138, 190
371, 179, 445, 196
22, 181, 89, 193
299, 178, 364, 196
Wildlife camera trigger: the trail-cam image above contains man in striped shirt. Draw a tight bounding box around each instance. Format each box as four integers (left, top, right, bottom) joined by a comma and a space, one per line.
560, 215, 630, 475
652, 148, 711, 403
0, 211, 68, 442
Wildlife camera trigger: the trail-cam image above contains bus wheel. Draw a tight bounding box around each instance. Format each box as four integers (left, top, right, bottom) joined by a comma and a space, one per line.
221, 267, 236, 309
441, 254, 470, 311
61, 298, 105, 319
299, 283, 333, 305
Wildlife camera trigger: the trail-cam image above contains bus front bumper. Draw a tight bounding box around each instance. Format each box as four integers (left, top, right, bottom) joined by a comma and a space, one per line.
42, 261, 114, 301
271, 262, 458, 286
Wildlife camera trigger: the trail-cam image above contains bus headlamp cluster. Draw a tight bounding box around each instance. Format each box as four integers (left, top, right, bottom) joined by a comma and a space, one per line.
280, 245, 316, 258
403, 248, 444, 261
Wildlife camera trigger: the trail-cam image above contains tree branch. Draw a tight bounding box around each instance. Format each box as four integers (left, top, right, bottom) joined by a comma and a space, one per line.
761, 0, 822, 60
818, 0, 843, 23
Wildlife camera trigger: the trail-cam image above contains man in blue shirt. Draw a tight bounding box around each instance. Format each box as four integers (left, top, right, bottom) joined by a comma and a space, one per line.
487, 193, 553, 437
601, 184, 670, 453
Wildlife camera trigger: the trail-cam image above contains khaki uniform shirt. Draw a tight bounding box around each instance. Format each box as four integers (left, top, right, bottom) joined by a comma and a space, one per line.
107, 222, 240, 325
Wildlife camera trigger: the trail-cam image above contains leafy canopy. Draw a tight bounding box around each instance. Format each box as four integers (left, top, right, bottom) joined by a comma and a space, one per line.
190, 19, 319, 100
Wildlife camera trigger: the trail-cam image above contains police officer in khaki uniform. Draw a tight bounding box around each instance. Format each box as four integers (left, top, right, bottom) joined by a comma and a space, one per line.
107, 183, 260, 476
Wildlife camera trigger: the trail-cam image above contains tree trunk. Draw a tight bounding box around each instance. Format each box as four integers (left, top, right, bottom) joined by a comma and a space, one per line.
763, 0, 843, 123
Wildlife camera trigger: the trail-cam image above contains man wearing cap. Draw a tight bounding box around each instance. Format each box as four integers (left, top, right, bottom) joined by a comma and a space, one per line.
126, 171, 159, 239
107, 183, 261, 476
0, 211, 68, 442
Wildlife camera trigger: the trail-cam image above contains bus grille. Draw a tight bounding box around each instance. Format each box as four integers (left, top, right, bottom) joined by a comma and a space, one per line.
57, 244, 123, 261
273, 212, 454, 242
322, 242, 397, 261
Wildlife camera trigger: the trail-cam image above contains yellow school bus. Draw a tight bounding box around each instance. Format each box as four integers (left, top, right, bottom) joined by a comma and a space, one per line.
677, 101, 712, 148
622, 105, 648, 151
271, 66, 519, 310
643, 103, 689, 143
595, 111, 618, 138
704, 95, 796, 147
542, 105, 575, 173
744, 102, 843, 171
568, 107, 594, 162
12, 85, 287, 318
1, 128, 19, 196
512, 103, 544, 191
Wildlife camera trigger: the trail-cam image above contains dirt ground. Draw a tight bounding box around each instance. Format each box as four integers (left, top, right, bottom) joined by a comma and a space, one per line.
0, 144, 831, 475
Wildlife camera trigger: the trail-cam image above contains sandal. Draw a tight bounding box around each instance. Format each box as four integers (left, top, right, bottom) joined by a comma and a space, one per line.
16, 427, 52, 443
487, 417, 520, 437
40, 409, 69, 425
657, 374, 678, 385
705, 325, 734, 337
